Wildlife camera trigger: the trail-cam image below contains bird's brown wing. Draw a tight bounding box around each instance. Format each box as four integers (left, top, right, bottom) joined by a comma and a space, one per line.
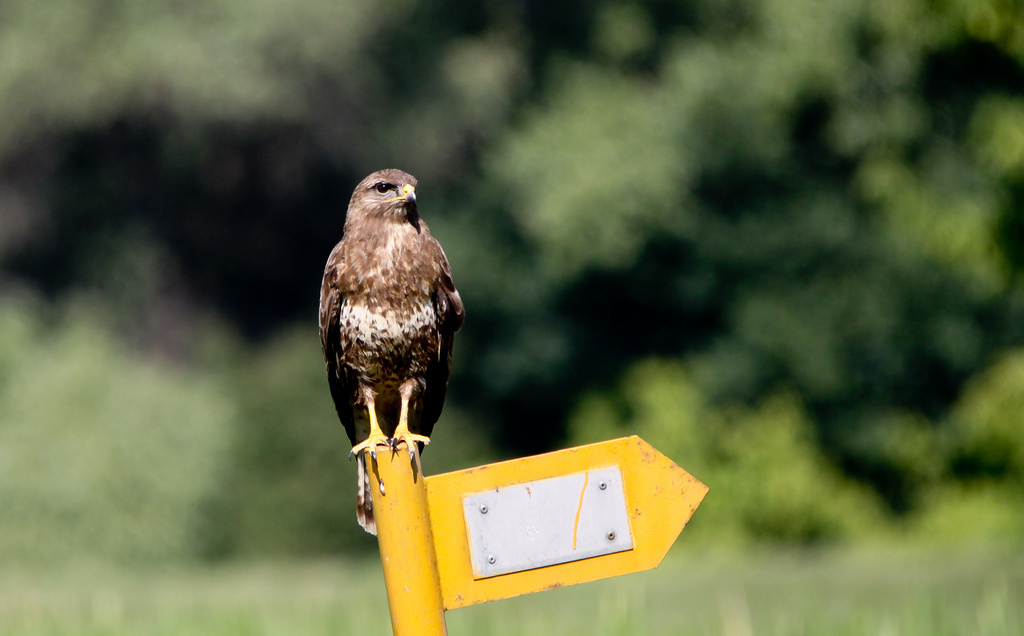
319, 243, 359, 446
420, 239, 465, 440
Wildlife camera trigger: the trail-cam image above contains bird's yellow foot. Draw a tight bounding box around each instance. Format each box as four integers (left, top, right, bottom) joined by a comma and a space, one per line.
389, 431, 431, 460
349, 432, 391, 460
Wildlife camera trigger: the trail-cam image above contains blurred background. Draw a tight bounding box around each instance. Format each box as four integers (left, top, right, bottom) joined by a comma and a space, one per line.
1, 0, 1023, 572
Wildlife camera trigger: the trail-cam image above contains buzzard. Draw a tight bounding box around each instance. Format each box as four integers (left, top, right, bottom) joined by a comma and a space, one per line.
319, 169, 464, 535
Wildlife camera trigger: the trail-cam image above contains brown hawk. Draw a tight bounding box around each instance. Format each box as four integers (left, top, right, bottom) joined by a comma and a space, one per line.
319, 169, 464, 535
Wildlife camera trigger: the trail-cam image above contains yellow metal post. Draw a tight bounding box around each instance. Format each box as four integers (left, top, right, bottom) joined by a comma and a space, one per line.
367, 447, 448, 636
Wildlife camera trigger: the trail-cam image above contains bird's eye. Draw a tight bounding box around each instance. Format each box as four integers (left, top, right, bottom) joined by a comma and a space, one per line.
374, 182, 392, 194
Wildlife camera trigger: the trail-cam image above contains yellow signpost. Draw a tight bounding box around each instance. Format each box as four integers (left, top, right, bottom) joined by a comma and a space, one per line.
368, 449, 449, 636
365, 435, 707, 636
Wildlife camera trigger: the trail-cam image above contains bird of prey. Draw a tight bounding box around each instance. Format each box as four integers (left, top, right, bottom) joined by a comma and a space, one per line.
319, 169, 464, 535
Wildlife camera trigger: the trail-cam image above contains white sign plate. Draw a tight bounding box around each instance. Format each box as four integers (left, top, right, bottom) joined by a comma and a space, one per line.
462, 466, 633, 579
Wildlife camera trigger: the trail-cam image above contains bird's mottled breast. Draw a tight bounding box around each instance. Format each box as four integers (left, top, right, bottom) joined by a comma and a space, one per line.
334, 222, 443, 383
340, 298, 436, 350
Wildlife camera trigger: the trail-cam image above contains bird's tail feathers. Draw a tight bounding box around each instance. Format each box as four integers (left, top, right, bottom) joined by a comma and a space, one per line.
356, 454, 377, 535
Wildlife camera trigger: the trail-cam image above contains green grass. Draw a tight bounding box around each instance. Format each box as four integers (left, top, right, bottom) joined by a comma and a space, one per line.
1, 549, 1021, 635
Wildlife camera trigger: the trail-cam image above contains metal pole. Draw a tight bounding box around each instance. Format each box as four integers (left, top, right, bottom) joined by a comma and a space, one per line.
367, 447, 448, 636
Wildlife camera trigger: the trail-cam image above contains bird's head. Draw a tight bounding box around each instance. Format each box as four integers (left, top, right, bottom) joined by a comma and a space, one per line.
348, 169, 420, 229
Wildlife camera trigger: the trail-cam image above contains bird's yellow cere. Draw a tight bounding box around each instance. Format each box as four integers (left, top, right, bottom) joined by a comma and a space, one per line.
393, 183, 415, 201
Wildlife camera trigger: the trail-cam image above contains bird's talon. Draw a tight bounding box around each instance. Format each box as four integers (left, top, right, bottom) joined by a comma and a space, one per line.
349, 434, 389, 461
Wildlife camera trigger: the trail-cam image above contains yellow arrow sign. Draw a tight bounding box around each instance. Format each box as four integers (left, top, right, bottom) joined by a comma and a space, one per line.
425, 436, 707, 610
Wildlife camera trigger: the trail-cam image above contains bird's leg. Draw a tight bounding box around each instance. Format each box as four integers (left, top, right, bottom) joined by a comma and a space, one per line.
391, 379, 430, 461
348, 388, 390, 460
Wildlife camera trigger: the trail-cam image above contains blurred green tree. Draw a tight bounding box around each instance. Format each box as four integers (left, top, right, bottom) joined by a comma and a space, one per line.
569, 359, 885, 545
468, 0, 1024, 508
0, 299, 233, 564
908, 347, 1024, 542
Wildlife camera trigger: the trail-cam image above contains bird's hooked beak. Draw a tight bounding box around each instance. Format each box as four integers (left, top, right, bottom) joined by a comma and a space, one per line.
394, 183, 420, 231
393, 184, 416, 204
